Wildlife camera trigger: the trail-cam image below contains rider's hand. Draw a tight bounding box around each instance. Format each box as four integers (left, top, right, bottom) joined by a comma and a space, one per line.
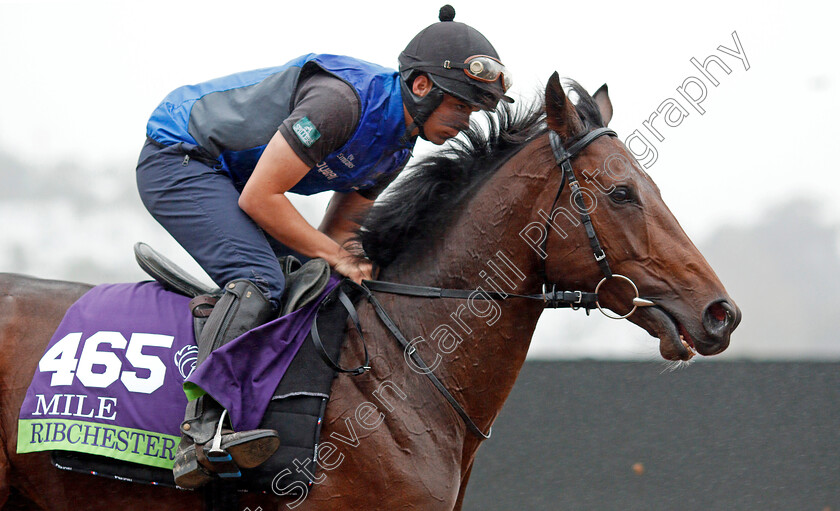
333, 255, 373, 285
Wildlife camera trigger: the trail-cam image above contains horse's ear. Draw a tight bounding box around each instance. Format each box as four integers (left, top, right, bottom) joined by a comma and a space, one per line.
593, 83, 613, 126
545, 72, 583, 138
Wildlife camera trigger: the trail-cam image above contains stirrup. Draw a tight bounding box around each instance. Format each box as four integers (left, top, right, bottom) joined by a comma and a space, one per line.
194, 406, 281, 471
206, 410, 232, 463
173, 439, 237, 488
174, 406, 282, 488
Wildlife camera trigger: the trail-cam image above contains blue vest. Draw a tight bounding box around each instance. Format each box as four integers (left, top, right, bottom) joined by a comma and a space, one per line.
146, 54, 414, 195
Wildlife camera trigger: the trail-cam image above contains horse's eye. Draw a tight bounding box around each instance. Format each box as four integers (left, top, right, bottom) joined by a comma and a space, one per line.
610, 186, 634, 204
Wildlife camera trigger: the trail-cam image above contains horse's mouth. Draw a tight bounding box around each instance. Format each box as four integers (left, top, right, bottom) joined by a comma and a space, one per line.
641, 306, 698, 361
676, 322, 698, 359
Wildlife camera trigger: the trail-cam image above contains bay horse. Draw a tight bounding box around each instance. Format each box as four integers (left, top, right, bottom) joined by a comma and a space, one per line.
0, 73, 740, 510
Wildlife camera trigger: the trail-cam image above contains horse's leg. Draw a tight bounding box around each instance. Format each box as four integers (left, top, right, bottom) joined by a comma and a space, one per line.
297, 324, 466, 510
452, 460, 475, 511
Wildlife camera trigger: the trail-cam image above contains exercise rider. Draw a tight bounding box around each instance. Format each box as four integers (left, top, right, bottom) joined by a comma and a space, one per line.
135, 5, 512, 488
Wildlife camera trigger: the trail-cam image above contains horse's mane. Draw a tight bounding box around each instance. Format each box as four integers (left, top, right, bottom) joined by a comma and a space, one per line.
359, 80, 604, 268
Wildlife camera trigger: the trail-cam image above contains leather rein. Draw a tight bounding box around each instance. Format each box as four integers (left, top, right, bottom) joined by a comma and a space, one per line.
311, 126, 654, 440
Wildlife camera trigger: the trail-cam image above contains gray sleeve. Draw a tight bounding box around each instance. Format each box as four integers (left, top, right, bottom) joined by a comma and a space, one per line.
278, 71, 361, 168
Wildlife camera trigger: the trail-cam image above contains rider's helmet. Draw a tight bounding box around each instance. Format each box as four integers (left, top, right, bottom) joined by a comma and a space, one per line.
399, 5, 513, 139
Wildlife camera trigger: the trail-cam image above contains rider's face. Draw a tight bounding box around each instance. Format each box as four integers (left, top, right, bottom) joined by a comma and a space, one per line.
409, 75, 480, 145
423, 94, 479, 145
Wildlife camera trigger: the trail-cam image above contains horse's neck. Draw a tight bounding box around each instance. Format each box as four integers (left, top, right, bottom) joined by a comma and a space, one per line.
376, 143, 549, 434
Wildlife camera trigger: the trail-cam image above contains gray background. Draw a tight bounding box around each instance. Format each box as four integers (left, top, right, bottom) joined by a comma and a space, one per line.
464, 361, 839, 510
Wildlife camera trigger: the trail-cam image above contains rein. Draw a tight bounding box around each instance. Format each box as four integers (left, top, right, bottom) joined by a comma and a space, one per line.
312, 126, 655, 440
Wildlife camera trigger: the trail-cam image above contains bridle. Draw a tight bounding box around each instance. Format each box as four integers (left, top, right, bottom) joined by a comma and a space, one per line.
365, 126, 654, 316
311, 125, 655, 439
542, 127, 655, 319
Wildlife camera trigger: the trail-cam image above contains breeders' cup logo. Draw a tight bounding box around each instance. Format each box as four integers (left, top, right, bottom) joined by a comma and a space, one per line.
174, 345, 199, 379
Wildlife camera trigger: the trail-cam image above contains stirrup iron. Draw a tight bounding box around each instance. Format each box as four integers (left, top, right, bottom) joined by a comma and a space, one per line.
206, 409, 231, 463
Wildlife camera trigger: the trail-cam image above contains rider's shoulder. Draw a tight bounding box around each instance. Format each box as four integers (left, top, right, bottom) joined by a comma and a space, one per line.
293, 70, 361, 121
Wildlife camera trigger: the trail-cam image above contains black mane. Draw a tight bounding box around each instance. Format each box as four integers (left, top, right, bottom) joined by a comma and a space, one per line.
359, 80, 604, 268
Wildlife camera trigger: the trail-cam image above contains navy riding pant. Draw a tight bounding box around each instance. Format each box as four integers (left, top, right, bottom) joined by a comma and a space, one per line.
136, 139, 296, 307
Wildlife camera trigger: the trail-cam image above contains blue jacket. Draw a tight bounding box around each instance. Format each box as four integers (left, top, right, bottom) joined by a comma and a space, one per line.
146, 54, 413, 195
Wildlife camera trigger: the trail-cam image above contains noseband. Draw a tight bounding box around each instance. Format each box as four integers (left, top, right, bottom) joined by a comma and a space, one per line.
315, 126, 655, 439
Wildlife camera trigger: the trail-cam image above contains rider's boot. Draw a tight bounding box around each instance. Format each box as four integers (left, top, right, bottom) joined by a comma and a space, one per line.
173, 279, 280, 488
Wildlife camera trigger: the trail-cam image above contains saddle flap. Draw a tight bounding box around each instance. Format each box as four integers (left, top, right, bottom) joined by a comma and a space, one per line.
134, 242, 218, 298
280, 258, 332, 316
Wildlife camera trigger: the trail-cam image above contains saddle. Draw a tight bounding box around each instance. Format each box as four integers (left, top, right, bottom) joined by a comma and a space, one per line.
133, 242, 332, 316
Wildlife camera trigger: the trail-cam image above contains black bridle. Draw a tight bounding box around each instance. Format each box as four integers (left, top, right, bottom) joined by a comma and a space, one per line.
312, 126, 654, 439
543, 128, 616, 282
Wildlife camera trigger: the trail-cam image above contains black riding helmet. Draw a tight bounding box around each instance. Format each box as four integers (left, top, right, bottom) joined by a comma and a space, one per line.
399, 5, 513, 140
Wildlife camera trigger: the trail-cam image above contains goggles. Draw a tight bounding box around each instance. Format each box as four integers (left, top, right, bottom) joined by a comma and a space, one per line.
446, 55, 513, 92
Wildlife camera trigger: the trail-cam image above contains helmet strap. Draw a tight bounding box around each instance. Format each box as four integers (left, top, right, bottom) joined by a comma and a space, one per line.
400, 79, 445, 144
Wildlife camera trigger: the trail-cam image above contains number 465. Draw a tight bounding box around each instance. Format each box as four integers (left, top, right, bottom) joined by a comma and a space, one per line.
39, 332, 174, 394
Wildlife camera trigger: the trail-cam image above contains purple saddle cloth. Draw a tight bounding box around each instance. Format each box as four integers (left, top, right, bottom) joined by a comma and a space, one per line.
18, 276, 341, 469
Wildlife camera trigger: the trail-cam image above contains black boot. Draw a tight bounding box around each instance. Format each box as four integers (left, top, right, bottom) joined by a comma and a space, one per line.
173, 279, 281, 488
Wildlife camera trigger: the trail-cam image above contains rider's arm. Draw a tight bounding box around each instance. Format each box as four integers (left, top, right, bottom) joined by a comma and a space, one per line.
319, 191, 374, 250
240, 69, 372, 281
239, 132, 370, 282
319, 156, 409, 253
240, 69, 385, 282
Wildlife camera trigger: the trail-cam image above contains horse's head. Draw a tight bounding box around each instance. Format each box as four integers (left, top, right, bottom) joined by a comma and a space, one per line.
539, 72, 740, 360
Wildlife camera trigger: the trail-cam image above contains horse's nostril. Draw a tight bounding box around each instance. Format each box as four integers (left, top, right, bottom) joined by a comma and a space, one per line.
703, 300, 738, 337
710, 303, 727, 323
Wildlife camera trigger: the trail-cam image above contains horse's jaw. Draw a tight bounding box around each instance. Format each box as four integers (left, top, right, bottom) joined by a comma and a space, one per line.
619, 306, 705, 361
642, 306, 697, 361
